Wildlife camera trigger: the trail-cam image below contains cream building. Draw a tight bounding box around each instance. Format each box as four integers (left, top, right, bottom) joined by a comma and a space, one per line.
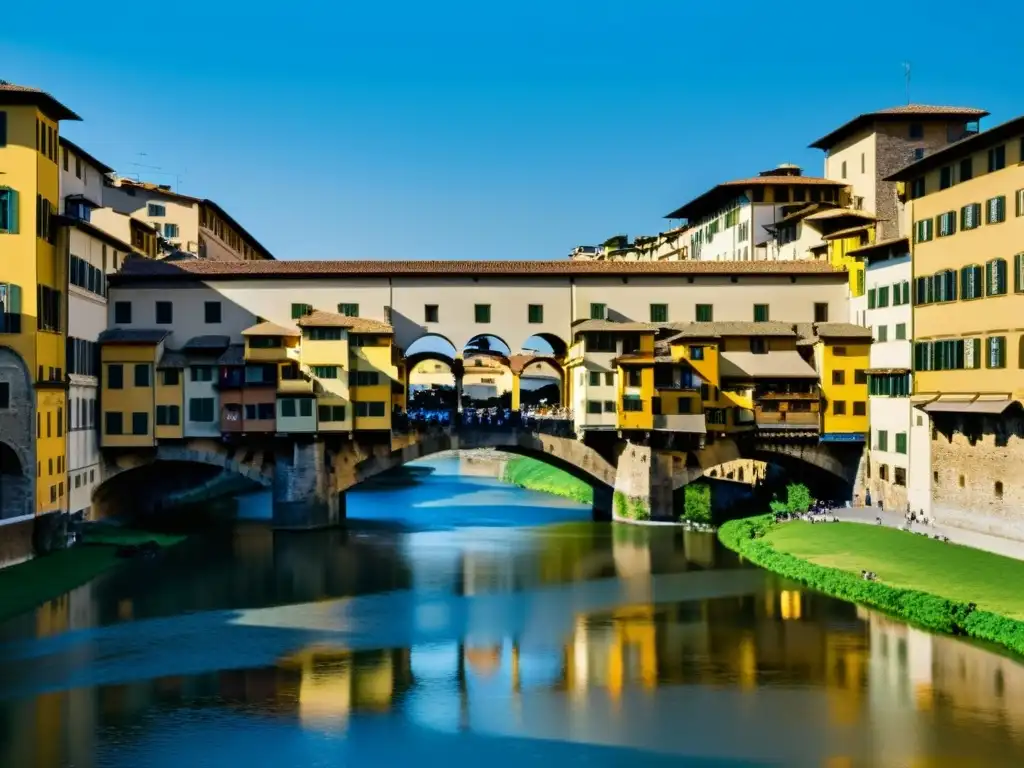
410, 355, 559, 402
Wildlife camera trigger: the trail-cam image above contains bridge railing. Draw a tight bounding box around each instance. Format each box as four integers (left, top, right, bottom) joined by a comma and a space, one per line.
392, 408, 577, 439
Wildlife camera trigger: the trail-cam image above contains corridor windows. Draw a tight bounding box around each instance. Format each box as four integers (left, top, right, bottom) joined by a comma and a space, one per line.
114, 301, 132, 324
750, 338, 768, 354
649, 304, 668, 323
528, 304, 543, 324
0, 187, 18, 234
424, 304, 439, 323
291, 303, 313, 319
753, 304, 769, 322
105, 412, 123, 435
205, 301, 222, 324
338, 303, 359, 317
695, 304, 713, 322
590, 303, 606, 320
474, 304, 491, 323
306, 328, 341, 341
156, 301, 173, 324
131, 412, 148, 435
311, 366, 338, 379
134, 364, 150, 387
988, 144, 1006, 173
188, 398, 215, 422
107, 364, 124, 389
156, 405, 180, 426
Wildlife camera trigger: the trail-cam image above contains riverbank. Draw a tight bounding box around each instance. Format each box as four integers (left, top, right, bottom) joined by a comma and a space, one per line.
719, 515, 1024, 657
0, 527, 185, 624
502, 457, 593, 504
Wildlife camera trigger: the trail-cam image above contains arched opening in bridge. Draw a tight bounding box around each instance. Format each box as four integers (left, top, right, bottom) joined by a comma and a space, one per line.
405, 334, 459, 419
0, 441, 31, 520
461, 334, 514, 410
518, 333, 566, 409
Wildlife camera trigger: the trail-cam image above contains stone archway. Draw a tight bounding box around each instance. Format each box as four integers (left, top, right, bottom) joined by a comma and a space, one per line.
0, 441, 31, 520
0, 347, 35, 520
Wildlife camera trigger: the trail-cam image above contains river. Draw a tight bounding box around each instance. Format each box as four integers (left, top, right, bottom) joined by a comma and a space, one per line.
1, 456, 1023, 766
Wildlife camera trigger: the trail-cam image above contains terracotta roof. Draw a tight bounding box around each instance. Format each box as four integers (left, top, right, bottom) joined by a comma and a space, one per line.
804, 208, 876, 222
884, 113, 1024, 182
182, 335, 231, 352
665, 321, 798, 340
0, 82, 80, 121
664, 176, 848, 221
572, 319, 658, 333
847, 235, 910, 259
111, 258, 844, 282
809, 104, 988, 150
58, 137, 114, 175
296, 309, 393, 334
241, 321, 300, 338
813, 322, 874, 340
217, 344, 246, 366
98, 328, 169, 345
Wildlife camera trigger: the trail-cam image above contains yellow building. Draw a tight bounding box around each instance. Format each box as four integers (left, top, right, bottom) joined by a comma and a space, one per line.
615, 328, 656, 431
349, 323, 397, 432
887, 114, 1024, 536
98, 329, 170, 449
0, 83, 80, 523
812, 324, 871, 439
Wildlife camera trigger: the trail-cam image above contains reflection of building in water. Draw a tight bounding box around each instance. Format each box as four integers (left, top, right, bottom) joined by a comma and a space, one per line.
564, 608, 658, 701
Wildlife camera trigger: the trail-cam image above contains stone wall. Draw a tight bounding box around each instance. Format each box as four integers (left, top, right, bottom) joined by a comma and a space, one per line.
931, 413, 1024, 541
0, 348, 35, 520
0, 517, 34, 568
613, 443, 674, 521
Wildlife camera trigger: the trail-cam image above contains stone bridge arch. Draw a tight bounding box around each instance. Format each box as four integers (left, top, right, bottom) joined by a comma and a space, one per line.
99, 439, 274, 493
0, 347, 35, 522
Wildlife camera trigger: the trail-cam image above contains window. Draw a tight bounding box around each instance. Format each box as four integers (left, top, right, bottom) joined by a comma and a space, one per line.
311, 365, 338, 379
291, 303, 312, 319
987, 336, 1006, 368
690, 346, 705, 361
114, 301, 132, 324
853, 369, 867, 385
833, 400, 846, 415
910, 177, 926, 199
940, 166, 952, 190
0, 187, 18, 234
148, 203, 166, 217
937, 211, 957, 237
474, 304, 491, 323
205, 301, 221, 324
895, 432, 907, 454
914, 218, 933, 243
257, 403, 275, 420
338, 303, 359, 317
877, 286, 890, 308
695, 304, 713, 322
156, 405, 180, 426
590, 303, 606, 320
841, 161, 847, 178
353, 371, 379, 386
602, 372, 614, 386
832, 370, 845, 385
908, 123, 923, 139
1017, 189, 1024, 218
528, 304, 543, 324
163, 223, 179, 239
190, 365, 214, 382
586, 400, 602, 414
154, 301, 173, 325
813, 303, 829, 322
588, 371, 601, 386
860, 153, 865, 173
913, 148, 925, 161
853, 401, 866, 416
961, 265, 983, 299
626, 369, 642, 387
876, 430, 888, 451
424, 304, 439, 322
876, 325, 888, 342
895, 323, 907, 340
961, 202, 981, 231
161, 369, 180, 385
355, 401, 386, 417
867, 288, 876, 309
987, 259, 1008, 296
988, 145, 1006, 173
107, 364, 124, 389
36, 284, 62, 332
753, 304, 769, 322
603, 400, 616, 412
188, 397, 215, 422
986, 196, 1006, 224
281, 399, 297, 418
134, 364, 150, 387
622, 395, 643, 412
750, 338, 768, 354
131, 412, 148, 435
318, 404, 346, 422
959, 157, 973, 182
649, 304, 668, 323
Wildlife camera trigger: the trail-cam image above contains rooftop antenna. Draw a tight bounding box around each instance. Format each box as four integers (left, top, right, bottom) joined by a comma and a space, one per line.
902, 62, 912, 104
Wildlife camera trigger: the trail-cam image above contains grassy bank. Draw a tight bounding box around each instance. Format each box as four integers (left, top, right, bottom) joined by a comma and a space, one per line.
502, 457, 594, 504
0, 527, 185, 624
719, 515, 1024, 656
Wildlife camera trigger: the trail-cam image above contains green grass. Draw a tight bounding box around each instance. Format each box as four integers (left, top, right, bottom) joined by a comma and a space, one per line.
0, 528, 186, 623
502, 457, 594, 504
765, 522, 1024, 620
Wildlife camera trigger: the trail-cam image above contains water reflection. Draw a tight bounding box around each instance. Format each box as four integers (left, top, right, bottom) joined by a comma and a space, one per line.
1, 458, 1024, 766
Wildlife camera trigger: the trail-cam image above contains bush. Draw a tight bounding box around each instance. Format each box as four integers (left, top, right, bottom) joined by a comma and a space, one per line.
614, 491, 649, 521
682, 483, 712, 524
718, 515, 1024, 657
769, 483, 813, 515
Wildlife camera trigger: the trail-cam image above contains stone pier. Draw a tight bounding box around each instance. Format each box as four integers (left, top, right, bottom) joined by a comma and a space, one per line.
612, 442, 675, 522
273, 440, 344, 529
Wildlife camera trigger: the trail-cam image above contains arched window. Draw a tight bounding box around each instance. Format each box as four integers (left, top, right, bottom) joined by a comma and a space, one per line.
986, 258, 1008, 296
961, 264, 984, 300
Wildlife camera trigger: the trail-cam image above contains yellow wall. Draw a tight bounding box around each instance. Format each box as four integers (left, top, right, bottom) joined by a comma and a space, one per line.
155, 371, 184, 440
299, 335, 352, 431
617, 363, 654, 430
828, 229, 874, 297
817, 341, 869, 435
909, 158, 1024, 397
244, 337, 296, 362
100, 344, 159, 448
351, 337, 394, 430
657, 390, 701, 416
672, 340, 720, 385
35, 390, 66, 514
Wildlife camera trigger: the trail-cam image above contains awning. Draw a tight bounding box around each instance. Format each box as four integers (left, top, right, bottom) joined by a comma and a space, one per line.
720, 350, 818, 379
922, 395, 1015, 414
652, 414, 706, 434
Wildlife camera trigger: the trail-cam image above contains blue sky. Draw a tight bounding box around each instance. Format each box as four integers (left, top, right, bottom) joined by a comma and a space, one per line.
5, 1, 1022, 261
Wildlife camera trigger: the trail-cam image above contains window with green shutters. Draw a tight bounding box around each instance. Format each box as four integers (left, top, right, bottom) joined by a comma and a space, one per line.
1016, 189, 1024, 217
901, 280, 910, 305
338, 303, 359, 317
986, 258, 1008, 296
590, 303, 606, 320
877, 286, 889, 307
895, 433, 907, 454
622, 395, 643, 412
311, 366, 338, 379
856, 270, 865, 296
1015, 253, 1024, 293
876, 430, 888, 452
867, 288, 876, 309
695, 304, 713, 322
961, 202, 981, 230
876, 325, 888, 342
986, 196, 1007, 224
588, 371, 601, 386
987, 336, 1007, 369
914, 218, 933, 243
933, 269, 957, 302
961, 265, 983, 299
474, 304, 491, 323
895, 323, 907, 340
0, 187, 18, 234
527, 304, 543, 323
937, 210, 957, 237
649, 304, 668, 323
753, 304, 769, 322
291, 303, 312, 319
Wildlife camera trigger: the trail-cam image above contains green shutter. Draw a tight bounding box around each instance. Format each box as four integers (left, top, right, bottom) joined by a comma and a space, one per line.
867, 288, 876, 309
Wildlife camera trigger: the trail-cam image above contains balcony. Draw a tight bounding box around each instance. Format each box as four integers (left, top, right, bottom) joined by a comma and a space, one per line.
754, 409, 820, 430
